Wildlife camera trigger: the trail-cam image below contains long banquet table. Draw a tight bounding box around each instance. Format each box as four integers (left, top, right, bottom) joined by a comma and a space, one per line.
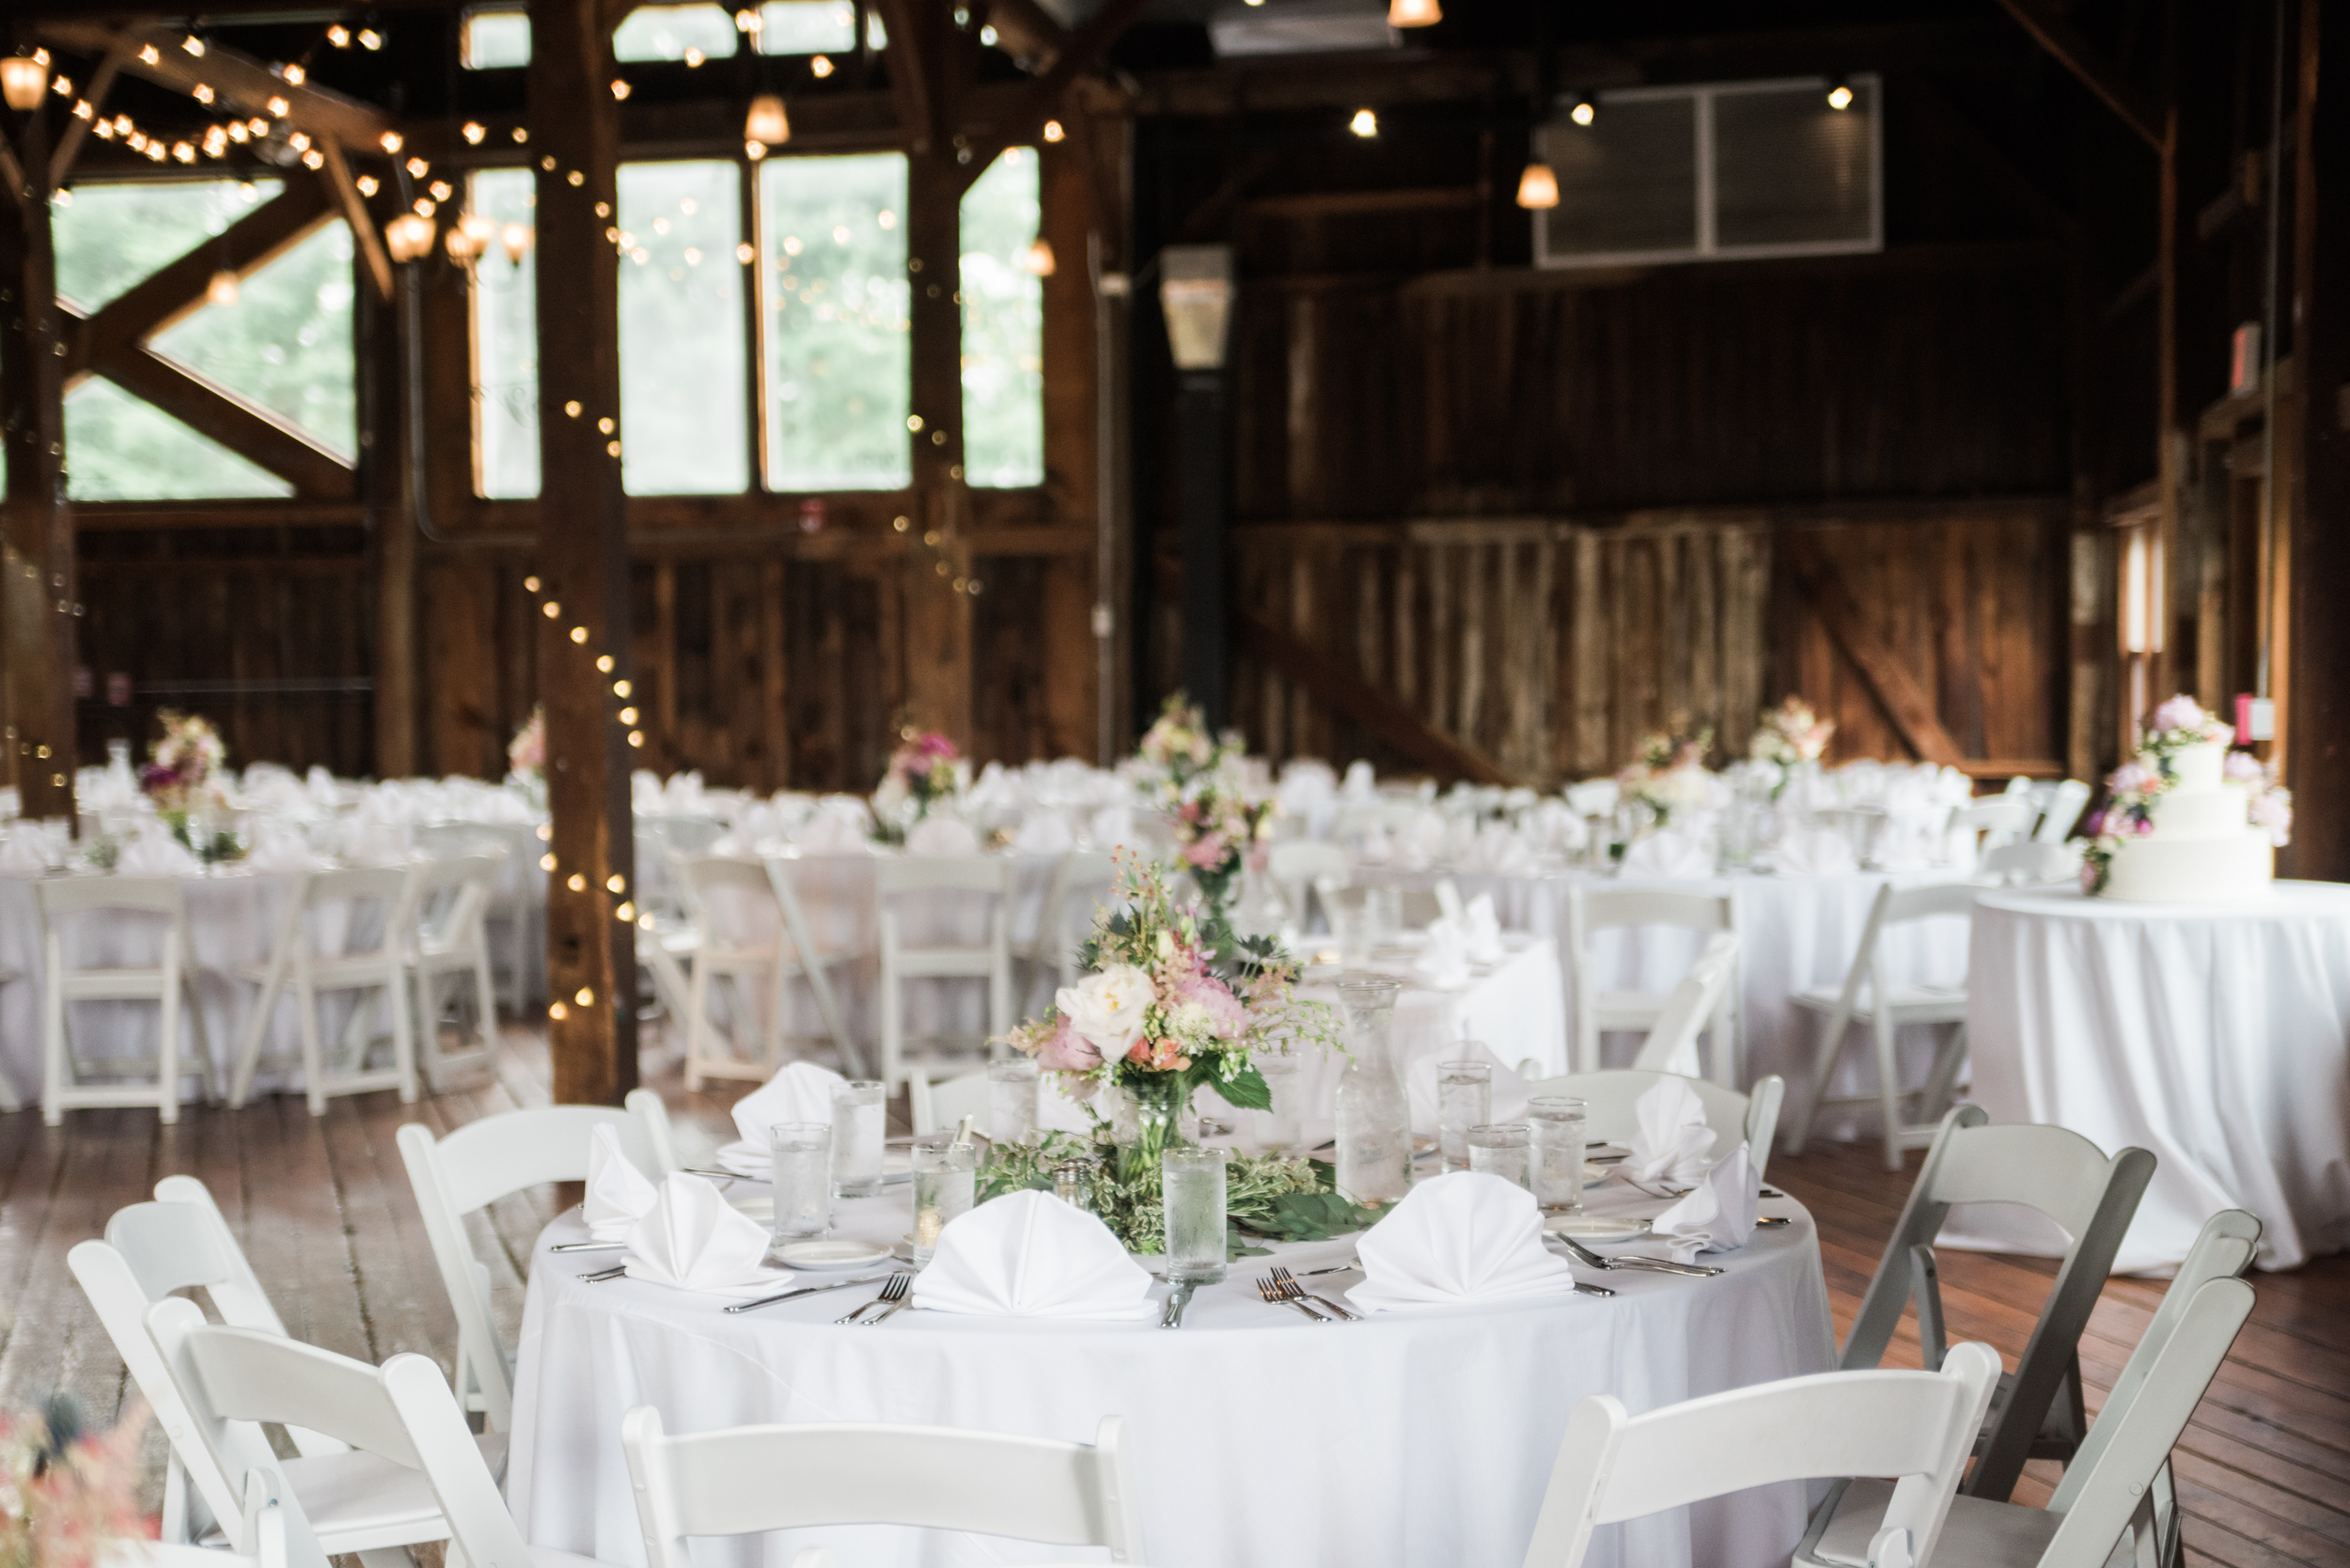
509, 1182, 1836, 1568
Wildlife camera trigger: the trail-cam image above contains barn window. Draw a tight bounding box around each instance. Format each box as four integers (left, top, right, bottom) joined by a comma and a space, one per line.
469, 167, 540, 499
958, 148, 1045, 490
618, 160, 750, 494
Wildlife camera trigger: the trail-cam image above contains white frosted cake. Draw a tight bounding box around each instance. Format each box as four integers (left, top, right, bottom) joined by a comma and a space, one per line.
2099, 742, 2274, 902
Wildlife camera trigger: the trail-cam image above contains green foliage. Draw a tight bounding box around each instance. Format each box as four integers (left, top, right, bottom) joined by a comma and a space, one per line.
978, 1132, 1376, 1257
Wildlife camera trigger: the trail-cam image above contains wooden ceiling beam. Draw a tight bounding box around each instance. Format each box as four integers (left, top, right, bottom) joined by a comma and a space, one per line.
951, 0, 1150, 196
1990, 0, 2164, 151
319, 140, 394, 300
868, 0, 944, 154
980, 0, 1070, 70
39, 20, 399, 154
50, 33, 135, 187
90, 346, 358, 499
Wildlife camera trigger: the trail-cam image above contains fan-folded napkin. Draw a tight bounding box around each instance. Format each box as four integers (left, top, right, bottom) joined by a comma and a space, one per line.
1399, 808, 1449, 869
1527, 801, 1590, 856
718, 1060, 849, 1174
1414, 918, 1473, 988
1762, 828, 1858, 877
1650, 1141, 1757, 1254
797, 805, 873, 855
1011, 811, 1075, 855
1622, 1074, 1717, 1184
1345, 1173, 1579, 1313
244, 823, 326, 872
904, 815, 981, 856
911, 1189, 1155, 1320
621, 1174, 790, 1297
584, 1122, 659, 1242
1462, 893, 1507, 964
1620, 831, 1716, 880
1341, 760, 1378, 800
118, 830, 202, 877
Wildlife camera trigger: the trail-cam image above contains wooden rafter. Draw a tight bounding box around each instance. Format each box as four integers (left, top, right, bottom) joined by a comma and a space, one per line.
1990, 0, 2164, 151
319, 141, 394, 301
869, 0, 945, 154
92, 347, 357, 499
39, 21, 398, 153
50, 33, 134, 186
1783, 533, 1966, 767
981, 0, 1070, 69
950, 0, 1152, 196
65, 179, 334, 382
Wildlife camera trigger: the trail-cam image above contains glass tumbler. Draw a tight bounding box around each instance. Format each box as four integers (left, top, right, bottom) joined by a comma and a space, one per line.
988, 1057, 1039, 1144
910, 1135, 978, 1266
1466, 1122, 1532, 1190
1162, 1146, 1230, 1285
1254, 1050, 1304, 1153
831, 1078, 887, 1197
768, 1122, 833, 1243
1436, 1058, 1493, 1169
1528, 1096, 1589, 1215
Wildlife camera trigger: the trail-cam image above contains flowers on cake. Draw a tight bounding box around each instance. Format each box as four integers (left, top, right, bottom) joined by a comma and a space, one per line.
1749, 696, 1836, 767
2226, 751, 2295, 846
2081, 696, 2288, 891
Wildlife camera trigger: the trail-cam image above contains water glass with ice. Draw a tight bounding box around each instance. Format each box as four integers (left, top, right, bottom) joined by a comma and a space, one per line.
768, 1122, 833, 1243
831, 1078, 886, 1197
910, 1134, 978, 1265
1528, 1095, 1588, 1214
1254, 1050, 1303, 1152
1436, 1058, 1492, 1169
1162, 1146, 1230, 1285
987, 1057, 1039, 1144
1466, 1122, 1531, 1190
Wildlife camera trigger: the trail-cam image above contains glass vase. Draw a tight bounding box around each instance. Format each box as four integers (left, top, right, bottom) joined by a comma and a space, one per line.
1110, 1074, 1192, 1189
1333, 974, 1413, 1207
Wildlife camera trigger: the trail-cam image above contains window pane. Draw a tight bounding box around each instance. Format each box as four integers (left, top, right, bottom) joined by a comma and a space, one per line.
471, 169, 540, 498
463, 8, 532, 67
149, 221, 357, 460
619, 161, 747, 494
65, 379, 292, 501
758, 0, 855, 54
760, 153, 909, 492
615, 3, 738, 61
55, 178, 280, 314
958, 149, 1043, 489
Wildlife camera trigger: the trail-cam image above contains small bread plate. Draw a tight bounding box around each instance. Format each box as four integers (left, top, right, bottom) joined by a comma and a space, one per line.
1545, 1215, 1653, 1243
776, 1239, 893, 1270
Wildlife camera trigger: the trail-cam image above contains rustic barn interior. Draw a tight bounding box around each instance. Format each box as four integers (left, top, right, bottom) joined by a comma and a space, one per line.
0, 2, 2345, 1567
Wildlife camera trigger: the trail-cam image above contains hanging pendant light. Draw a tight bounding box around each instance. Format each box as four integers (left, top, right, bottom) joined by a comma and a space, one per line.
1515, 161, 1559, 210
385, 212, 437, 263
1018, 237, 1056, 276
1386, 0, 1440, 25
205, 268, 241, 306
0, 55, 45, 111
744, 93, 790, 149
501, 222, 535, 265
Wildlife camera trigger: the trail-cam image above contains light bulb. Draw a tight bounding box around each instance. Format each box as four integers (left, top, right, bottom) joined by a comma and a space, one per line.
1348, 107, 1378, 137
1019, 237, 1057, 276
1515, 161, 1559, 210
744, 93, 790, 146
0, 56, 44, 112
1386, 0, 1440, 24
1826, 80, 1855, 111
206, 269, 240, 306
1569, 96, 1596, 127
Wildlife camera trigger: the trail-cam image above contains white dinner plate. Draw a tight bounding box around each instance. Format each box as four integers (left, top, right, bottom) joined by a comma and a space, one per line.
776, 1239, 893, 1270
715, 1143, 915, 1184
1545, 1215, 1653, 1242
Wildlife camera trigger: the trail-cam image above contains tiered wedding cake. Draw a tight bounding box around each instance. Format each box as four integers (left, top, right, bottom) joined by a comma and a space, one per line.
2089, 698, 2291, 902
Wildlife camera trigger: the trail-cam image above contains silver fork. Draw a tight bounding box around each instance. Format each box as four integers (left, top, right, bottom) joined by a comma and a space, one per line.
1270, 1265, 1361, 1321
836, 1272, 911, 1325
858, 1272, 915, 1326
1256, 1275, 1330, 1323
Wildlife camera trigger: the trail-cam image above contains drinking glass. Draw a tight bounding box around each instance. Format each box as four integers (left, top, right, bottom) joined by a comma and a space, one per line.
831, 1079, 886, 1197
1436, 1058, 1493, 1169
1162, 1146, 1230, 1285
910, 1135, 978, 1266
1466, 1123, 1531, 1189
1254, 1050, 1303, 1153
1528, 1096, 1589, 1215
988, 1057, 1039, 1145
1324, 890, 1372, 968
767, 1122, 833, 1243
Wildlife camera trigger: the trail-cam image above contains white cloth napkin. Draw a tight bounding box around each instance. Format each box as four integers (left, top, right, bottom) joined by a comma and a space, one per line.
585, 1122, 660, 1243
1562, 779, 1620, 818
1011, 811, 1075, 855
1762, 827, 1859, 876
1620, 830, 1716, 879
1651, 1142, 1757, 1254
797, 807, 873, 855
1399, 808, 1449, 869
118, 830, 202, 877
1414, 918, 1473, 988
1089, 803, 1139, 849
1460, 823, 1528, 874
622, 1174, 791, 1297
244, 823, 325, 872
720, 1060, 849, 1173
1526, 801, 1590, 856
1341, 760, 1377, 800
911, 1189, 1154, 1321
1346, 1172, 1579, 1313
0, 833, 51, 876
1622, 1075, 1717, 1184
1354, 823, 1394, 865
1462, 893, 1507, 964
904, 814, 981, 856
1404, 1042, 1532, 1137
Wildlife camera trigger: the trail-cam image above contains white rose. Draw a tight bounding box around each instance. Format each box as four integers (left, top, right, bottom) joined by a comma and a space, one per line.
1056, 964, 1155, 1058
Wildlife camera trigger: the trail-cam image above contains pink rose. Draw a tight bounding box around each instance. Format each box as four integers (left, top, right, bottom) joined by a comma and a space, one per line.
2149, 696, 2207, 734
2223, 752, 2264, 783
2109, 760, 2158, 796
1034, 1015, 1101, 1072
1183, 832, 1228, 869
1173, 970, 1249, 1038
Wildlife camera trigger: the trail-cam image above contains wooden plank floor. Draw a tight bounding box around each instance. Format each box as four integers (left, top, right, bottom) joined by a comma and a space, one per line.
2, 1030, 2343, 1568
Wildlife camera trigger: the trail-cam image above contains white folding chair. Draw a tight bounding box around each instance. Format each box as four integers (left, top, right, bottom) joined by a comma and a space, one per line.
229, 865, 426, 1115
397, 1094, 677, 1433
621, 1405, 1146, 1567
677, 856, 854, 1089
149, 1309, 603, 1568
409, 851, 507, 1091
1839, 1106, 2156, 1503
416, 822, 540, 1014
1521, 1343, 2003, 1568
1010, 849, 1117, 1007
1783, 881, 1978, 1168
36, 875, 219, 1125
1979, 842, 2077, 887
1948, 797, 2033, 868
1267, 840, 1353, 932
876, 855, 1013, 1090
70, 1176, 354, 1545
104, 1471, 307, 1568
1627, 933, 1739, 1077
1799, 1210, 2260, 1568
1566, 885, 1741, 1084
1525, 1067, 1786, 1179
907, 1065, 995, 1136
2032, 780, 2092, 842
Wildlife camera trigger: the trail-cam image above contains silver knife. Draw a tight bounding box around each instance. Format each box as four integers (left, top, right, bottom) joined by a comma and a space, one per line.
723, 1272, 896, 1313
551, 1240, 626, 1253
1160, 1282, 1196, 1329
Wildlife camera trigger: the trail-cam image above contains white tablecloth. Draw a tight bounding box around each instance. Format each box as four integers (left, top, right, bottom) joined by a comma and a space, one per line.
509, 1187, 1835, 1568
1966, 883, 2350, 1272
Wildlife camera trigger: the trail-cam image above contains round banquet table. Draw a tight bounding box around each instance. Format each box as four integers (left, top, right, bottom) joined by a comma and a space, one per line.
1966, 882, 2350, 1272
507, 1186, 1836, 1568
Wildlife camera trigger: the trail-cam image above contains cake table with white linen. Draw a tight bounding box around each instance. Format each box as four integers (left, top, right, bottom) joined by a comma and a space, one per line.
507, 1175, 1834, 1568
1965, 882, 2350, 1271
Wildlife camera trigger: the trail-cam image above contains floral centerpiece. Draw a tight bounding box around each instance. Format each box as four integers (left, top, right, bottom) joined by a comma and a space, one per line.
871, 729, 968, 842
999, 855, 1339, 1189
1749, 697, 1835, 772
1168, 777, 1277, 960
508, 704, 545, 781
1615, 726, 1717, 828
2081, 696, 2292, 892
1135, 692, 1239, 797
139, 713, 240, 864
0, 1398, 154, 1568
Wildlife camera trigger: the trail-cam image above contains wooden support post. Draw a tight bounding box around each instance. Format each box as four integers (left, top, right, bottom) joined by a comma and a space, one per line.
1, 106, 79, 824
2154, 105, 2182, 710
529, 0, 638, 1105
901, 148, 973, 742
